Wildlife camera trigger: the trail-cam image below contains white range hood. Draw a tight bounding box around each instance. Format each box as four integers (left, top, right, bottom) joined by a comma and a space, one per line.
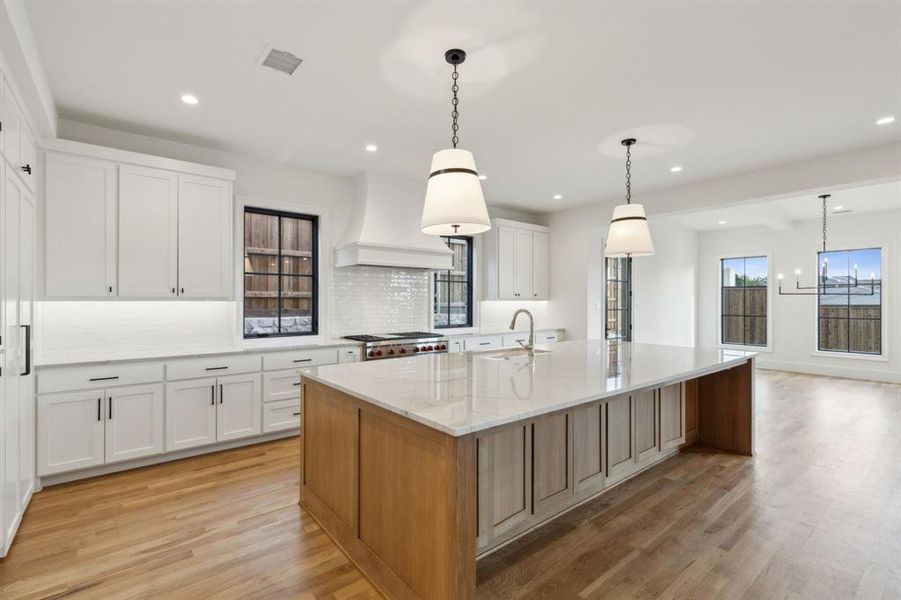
335, 173, 454, 270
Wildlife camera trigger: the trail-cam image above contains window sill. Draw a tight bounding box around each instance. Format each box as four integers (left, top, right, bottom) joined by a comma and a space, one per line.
810, 350, 888, 362
719, 344, 771, 353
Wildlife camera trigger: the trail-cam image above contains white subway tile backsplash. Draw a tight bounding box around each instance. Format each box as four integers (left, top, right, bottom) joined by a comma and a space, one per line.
331, 266, 430, 336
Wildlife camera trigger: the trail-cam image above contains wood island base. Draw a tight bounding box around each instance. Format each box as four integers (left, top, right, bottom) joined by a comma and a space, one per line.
300, 358, 754, 600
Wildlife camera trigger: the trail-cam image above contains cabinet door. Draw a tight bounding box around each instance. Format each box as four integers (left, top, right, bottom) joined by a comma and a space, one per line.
45, 153, 117, 297
572, 402, 604, 495
604, 393, 636, 484
476, 422, 532, 551
262, 398, 301, 433
105, 383, 164, 463
18, 192, 35, 505
118, 165, 178, 298
217, 373, 262, 442
177, 174, 232, 298
496, 226, 517, 299
531, 231, 549, 299
18, 123, 36, 193
37, 391, 105, 476
532, 412, 572, 514
2, 79, 20, 168
262, 369, 301, 404
635, 388, 660, 465
514, 228, 533, 299
660, 383, 686, 451
165, 378, 217, 451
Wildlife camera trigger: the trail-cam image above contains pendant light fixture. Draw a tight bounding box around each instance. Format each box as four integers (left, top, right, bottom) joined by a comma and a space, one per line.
604, 138, 654, 257
420, 49, 491, 236
777, 194, 876, 296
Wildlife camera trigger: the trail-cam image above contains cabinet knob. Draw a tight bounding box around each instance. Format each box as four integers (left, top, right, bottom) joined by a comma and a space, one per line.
20, 164, 31, 175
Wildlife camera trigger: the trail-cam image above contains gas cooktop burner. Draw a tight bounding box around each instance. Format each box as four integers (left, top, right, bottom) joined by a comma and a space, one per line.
342, 332, 449, 360
343, 332, 444, 342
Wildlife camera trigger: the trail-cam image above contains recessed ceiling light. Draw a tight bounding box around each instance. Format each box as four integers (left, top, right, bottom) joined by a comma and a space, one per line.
718, 220, 727, 225
180, 94, 199, 105
553, 194, 563, 200
670, 166, 683, 173
478, 174, 487, 181
875, 116, 896, 126
365, 143, 378, 152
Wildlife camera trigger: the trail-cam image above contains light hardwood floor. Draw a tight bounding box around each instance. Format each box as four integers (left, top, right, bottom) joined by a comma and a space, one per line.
1, 370, 899, 599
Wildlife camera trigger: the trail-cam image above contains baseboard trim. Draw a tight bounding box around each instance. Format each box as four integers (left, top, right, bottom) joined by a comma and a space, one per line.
756, 360, 901, 383
38, 430, 299, 487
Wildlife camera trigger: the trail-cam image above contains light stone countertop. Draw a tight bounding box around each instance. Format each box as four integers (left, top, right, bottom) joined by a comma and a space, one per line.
303, 340, 756, 437
35, 338, 363, 368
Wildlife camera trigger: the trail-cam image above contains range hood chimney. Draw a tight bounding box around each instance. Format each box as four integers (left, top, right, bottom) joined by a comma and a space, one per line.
335, 173, 455, 270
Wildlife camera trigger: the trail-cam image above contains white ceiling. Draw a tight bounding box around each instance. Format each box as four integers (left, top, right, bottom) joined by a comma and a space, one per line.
662, 180, 901, 231
25, 1, 901, 212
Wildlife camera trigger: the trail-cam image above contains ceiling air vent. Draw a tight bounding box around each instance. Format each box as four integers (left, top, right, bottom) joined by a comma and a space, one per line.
260, 46, 303, 75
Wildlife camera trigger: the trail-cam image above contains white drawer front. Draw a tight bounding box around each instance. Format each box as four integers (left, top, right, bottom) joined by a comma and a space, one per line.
38, 362, 164, 394
338, 347, 361, 363
263, 348, 338, 371
503, 333, 531, 348
167, 354, 261, 381
263, 369, 302, 404
464, 335, 502, 352
263, 398, 301, 433
537, 331, 559, 343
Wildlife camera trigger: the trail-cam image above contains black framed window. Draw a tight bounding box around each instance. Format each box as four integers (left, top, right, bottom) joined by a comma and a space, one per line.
817, 248, 881, 354
243, 207, 318, 338
433, 236, 473, 328
605, 257, 631, 341
721, 256, 768, 347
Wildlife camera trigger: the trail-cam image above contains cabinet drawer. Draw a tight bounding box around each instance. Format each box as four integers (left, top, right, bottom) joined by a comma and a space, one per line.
338, 347, 361, 363
263, 369, 302, 404
38, 361, 164, 394
263, 398, 301, 433
464, 335, 502, 352
537, 331, 559, 343
167, 354, 261, 381
263, 348, 338, 371
503, 333, 531, 348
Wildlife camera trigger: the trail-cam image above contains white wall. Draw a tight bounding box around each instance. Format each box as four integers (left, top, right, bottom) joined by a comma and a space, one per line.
695, 209, 901, 382
549, 142, 901, 341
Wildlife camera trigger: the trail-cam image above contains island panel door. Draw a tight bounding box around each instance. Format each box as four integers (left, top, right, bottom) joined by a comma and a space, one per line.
635, 388, 660, 466
572, 402, 604, 496
532, 412, 572, 515
476, 422, 532, 551
660, 383, 686, 451
605, 393, 636, 484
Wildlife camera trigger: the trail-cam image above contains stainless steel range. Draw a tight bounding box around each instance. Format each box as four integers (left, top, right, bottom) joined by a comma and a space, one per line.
343, 332, 448, 361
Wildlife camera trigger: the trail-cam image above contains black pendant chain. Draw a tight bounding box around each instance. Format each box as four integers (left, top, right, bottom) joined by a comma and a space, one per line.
625, 143, 632, 205
451, 63, 459, 148
821, 195, 828, 253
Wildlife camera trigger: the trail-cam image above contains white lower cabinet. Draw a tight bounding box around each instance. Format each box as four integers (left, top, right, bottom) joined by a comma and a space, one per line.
165, 373, 261, 451
105, 384, 164, 463
263, 369, 301, 404
37, 391, 107, 476
263, 398, 302, 433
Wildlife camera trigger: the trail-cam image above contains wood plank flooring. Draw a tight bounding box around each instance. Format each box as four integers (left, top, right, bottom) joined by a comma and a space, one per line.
1, 370, 899, 599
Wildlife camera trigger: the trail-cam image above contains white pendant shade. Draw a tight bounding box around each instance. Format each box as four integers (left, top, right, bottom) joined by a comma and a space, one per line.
421, 148, 491, 236
604, 203, 654, 257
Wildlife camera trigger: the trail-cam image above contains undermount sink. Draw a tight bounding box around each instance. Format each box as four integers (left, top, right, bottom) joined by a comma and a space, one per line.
478, 348, 551, 360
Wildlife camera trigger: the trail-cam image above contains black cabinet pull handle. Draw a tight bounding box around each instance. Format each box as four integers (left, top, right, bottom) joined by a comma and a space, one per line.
108, 286, 113, 293
180, 287, 185, 294
293, 358, 312, 363
479, 342, 491, 346
89, 376, 119, 382
292, 381, 301, 386
21, 164, 31, 174
171, 287, 176, 294
20, 325, 30, 376
205, 366, 228, 371
97, 398, 101, 421
219, 384, 224, 404
108, 397, 112, 419
210, 384, 215, 406
292, 412, 301, 416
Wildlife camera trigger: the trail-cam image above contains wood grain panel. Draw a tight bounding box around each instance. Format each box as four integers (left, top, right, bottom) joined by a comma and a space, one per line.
684, 377, 699, 445
572, 402, 604, 495
301, 381, 356, 529
532, 412, 572, 514
697, 358, 754, 455
660, 383, 685, 450
477, 423, 532, 551
634, 388, 659, 464
605, 394, 635, 483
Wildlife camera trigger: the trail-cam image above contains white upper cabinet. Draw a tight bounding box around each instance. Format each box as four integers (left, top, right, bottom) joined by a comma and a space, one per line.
1, 77, 36, 193
118, 165, 178, 297
45, 153, 117, 297
482, 219, 550, 300
177, 174, 232, 298
43, 140, 235, 300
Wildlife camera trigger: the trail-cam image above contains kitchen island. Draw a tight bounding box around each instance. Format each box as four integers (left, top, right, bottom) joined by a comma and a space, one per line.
299, 340, 755, 600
